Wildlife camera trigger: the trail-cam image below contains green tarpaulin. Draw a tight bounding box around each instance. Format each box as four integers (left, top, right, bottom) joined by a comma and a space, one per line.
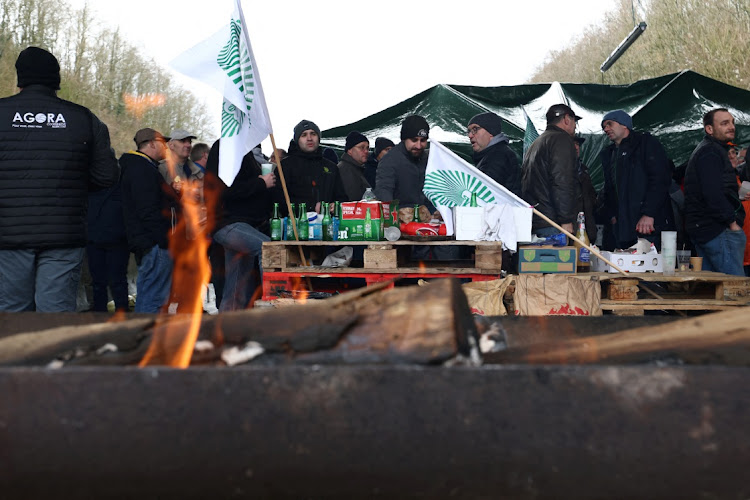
321, 70, 750, 189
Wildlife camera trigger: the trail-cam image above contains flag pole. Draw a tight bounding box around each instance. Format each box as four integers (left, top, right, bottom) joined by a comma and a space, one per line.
532, 207, 677, 308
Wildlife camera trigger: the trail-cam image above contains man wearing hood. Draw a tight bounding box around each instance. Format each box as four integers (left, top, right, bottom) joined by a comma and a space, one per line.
338, 131, 371, 200
467, 112, 521, 197
275, 119, 346, 214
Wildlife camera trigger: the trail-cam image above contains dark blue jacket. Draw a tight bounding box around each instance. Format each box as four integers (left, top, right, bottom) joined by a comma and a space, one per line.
684, 135, 745, 244
87, 172, 127, 247
472, 136, 521, 198
600, 131, 675, 247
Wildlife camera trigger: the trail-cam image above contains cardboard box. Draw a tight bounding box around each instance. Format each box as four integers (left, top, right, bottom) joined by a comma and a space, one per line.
518, 246, 577, 274
339, 201, 385, 241
454, 206, 484, 241
591, 251, 664, 273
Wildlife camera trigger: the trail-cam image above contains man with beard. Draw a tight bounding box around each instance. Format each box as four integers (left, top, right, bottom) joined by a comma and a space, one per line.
374, 115, 431, 207
684, 108, 745, 275
275, 119, 346, 214
467, 112, 521, 197
364, 137, 395, 189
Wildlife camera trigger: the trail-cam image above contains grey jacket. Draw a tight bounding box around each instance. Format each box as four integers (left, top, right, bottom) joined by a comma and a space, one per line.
338, 153, 370, 201
374, 142, 430, 206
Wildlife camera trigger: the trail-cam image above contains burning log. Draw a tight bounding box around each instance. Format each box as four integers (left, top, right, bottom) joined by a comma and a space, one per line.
0, 279, 477, 367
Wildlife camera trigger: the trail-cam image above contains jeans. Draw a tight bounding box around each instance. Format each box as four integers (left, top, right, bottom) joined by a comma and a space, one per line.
87, 244, 130, 312
0, 247, 84, 312
135, 245, 173, 313
213, 222, 269, 311
694, 229, 746, 276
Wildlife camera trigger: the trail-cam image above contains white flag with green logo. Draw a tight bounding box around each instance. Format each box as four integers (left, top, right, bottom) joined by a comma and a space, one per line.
423, 140, 532, 242
171, 0, 272, 185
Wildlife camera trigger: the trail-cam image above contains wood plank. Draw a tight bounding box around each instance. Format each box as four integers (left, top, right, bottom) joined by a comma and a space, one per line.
497, 306, 750, 364
475, 247, 503, 270
601, 299, 747, 310
268, 266, 501, 275
263, 240, 505, 248
363, 248, 397, 269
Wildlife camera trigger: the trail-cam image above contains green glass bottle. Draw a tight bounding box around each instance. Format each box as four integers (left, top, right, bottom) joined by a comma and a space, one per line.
413, 204, 420, 223
364, 207, 373, 240
332, 201, 341, 240
270, 203, 282, 241
298, 202, 309, 241
285, 203, 297, 241
470, 192, 478, 207
321, 201, 332, 241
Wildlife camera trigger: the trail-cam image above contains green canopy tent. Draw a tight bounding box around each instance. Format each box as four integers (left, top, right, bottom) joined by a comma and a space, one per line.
321, 70, 750, 189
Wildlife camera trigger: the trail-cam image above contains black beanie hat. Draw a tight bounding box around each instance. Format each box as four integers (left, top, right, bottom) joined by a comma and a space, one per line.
16, 47, 61, 90
345, 131, 368, 151
374, 137, 395, 157
400, 115, 429, 141
468, 112, 503, 136
293, 120, 321, 143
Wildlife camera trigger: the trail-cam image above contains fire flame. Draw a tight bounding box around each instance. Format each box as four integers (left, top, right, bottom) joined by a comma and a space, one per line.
123, 93, 166, 119
289, 276, 309, 305
139, 171, 217, 368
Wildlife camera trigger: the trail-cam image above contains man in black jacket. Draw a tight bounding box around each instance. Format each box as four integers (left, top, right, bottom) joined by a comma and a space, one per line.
208, 140, 275, 311
0, 47, 118, 312
275, 120, 347, 213
467, 112, 521, 197
120, 128, 176, 313
521, 104, 581, 236
338, 131, 371, 200
364, 137, 394, 189
599, 110, 674, 250
684, 108, 745, 275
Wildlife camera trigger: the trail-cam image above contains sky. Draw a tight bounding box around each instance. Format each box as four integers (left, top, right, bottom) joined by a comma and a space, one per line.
68, 0, 617, 150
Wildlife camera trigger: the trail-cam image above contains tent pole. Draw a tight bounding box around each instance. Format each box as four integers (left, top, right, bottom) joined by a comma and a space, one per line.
270, 133, 308, 269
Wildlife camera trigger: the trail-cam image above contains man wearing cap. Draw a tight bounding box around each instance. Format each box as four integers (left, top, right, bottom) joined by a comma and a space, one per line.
120, 128, 179, 313
599, 109, 674, 250
684, 108, 745, 275
160, 128, 204, 186
467, 112, 521, 197
374, 115, 431, 206
338, 131, 371, 200
364, 137, 395, 189
0, 46, 119, 312
275, 119, 347, 213
521, 103, 582, 236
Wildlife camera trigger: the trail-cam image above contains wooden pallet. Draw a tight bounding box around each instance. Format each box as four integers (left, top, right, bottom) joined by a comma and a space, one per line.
566, 271, 750, 315
261, 240, 504, 300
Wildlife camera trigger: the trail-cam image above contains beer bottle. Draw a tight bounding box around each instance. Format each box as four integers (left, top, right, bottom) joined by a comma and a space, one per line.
270, 203, 282, 241
321, 201, 333, 241
298, 203, 309, 241
285, 203, 297, 241
575, 211, 591, 273
470, 192, 478, 207
364, 208, 373, 240
333, 201, 341, 240
413, 204, 420, 223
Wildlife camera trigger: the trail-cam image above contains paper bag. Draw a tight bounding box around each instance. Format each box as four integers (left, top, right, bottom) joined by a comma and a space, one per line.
514, 275, 601, 316
462, 276, 514, 316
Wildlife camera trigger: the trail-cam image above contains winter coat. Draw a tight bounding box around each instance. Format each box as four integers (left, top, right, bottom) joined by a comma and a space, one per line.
274, 140, 347, 215
521, 125, 580, 230
207, 140, 273, 234
374, 141, 430, 206
599, 130, 675, 248
120, 151, 178, 259
684, 135, 745, 244
472, 134, 522, 198
338, 153, 371, 201
87, 172, 127, 247
0, 85, 118, 249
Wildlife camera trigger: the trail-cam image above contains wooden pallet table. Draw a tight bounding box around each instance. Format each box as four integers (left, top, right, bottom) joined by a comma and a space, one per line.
261, 240, 504, 300
566, 271, 750, 315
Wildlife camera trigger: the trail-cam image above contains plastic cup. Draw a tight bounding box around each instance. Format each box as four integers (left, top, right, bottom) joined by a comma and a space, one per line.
384, 226, 401, 242
676, 250, 691, 272
661, 231, 677, 275
261, 163, 274, 175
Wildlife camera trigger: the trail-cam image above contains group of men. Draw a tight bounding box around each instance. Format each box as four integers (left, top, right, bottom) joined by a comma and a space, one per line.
0, 45, 746, 316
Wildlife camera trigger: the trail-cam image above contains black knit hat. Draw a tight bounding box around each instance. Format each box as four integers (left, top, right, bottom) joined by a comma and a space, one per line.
400, 115, 429, 140
468, 112, 503, 136
16, 47, 61, 90
374, 137, 395, 157
293, 120, 321, 143
345, 131, 369, 151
